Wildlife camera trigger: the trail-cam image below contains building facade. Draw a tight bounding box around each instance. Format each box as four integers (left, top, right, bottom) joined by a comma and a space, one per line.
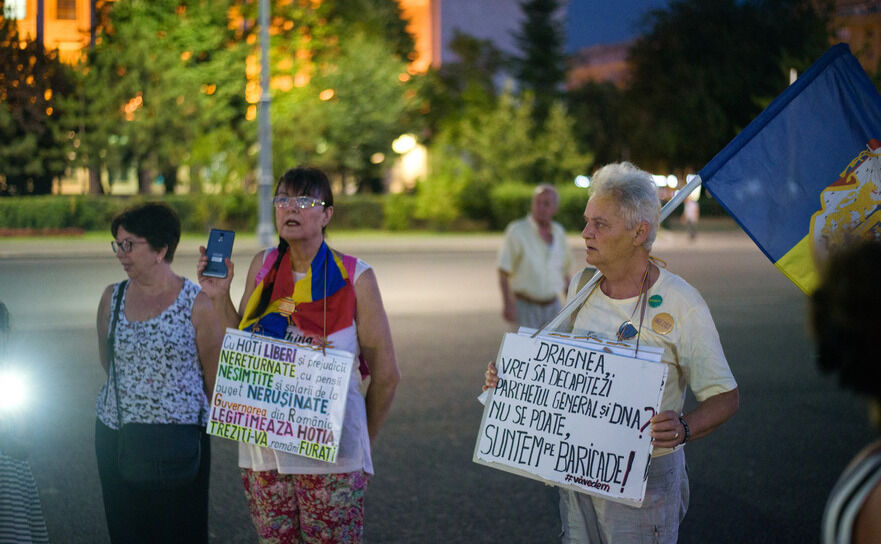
566, 41, 629, 89
3, 0, 103, 63
835, 0, 881, 74
7, 0, 537, 72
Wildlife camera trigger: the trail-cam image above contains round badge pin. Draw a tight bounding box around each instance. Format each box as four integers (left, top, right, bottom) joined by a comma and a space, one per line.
652, 312, 674, 335
648, 294, 663, 308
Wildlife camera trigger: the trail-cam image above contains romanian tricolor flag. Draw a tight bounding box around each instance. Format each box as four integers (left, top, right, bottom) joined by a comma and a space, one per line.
239, 242, 356, 343
699, 44, 881, 293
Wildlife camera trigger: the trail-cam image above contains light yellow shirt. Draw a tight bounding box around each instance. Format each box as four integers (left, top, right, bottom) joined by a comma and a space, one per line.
567, 267, 738, 457
498, 215, 572, 301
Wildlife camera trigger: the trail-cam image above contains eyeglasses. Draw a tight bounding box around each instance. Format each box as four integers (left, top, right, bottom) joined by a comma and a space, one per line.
272, 195, 326, 209
111, 239, 149, 254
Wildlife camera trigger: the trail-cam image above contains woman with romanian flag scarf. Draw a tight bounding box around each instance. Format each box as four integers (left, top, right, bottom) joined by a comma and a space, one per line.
197, 167, 400, 543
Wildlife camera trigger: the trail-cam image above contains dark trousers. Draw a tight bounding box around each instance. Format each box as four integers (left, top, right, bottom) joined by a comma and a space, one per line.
95, 419, 210, 544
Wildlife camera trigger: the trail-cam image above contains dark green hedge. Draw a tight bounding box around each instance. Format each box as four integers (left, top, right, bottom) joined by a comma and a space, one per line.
0, 188, 593, 233
0, 193, 383, 233
0, 188, 727, 233
488, 183, 731, 232
489, 183, 591, 231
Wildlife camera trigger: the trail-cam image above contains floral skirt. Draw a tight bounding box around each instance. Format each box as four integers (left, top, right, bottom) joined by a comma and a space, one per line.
241, 468, 369, 544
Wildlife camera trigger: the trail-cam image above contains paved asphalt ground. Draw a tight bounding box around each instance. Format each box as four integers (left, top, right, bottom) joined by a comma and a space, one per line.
0, 223, 872, 543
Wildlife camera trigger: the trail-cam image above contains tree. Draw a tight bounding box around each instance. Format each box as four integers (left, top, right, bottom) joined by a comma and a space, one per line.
74, 0, 417, 195
566, 80, 633, 166
512, 0, 566, 126
422, 30, 508, 141
0, 11, 75, 195
271, 30, 419, 192
419, 88, 587, 225
260, 0, 420, 192
324, 0, 414, 61
624, 0, 832, 171
532, 101, 592, 185
76, 0, 247, 194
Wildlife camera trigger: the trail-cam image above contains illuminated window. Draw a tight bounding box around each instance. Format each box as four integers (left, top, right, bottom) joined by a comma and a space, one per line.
57, 0, 77, 20
3, 0, 26, 19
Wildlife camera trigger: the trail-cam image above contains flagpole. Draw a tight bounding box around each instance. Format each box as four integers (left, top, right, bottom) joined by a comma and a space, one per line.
538, 175, 704, 334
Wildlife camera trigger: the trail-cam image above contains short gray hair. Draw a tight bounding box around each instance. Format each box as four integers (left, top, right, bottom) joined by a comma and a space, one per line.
533, 183, 558, 203
589, 162, 660, 251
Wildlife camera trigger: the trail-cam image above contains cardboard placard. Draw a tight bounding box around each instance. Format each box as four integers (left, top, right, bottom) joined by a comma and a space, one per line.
207, 329, 354, 463
474, 332, 667, 506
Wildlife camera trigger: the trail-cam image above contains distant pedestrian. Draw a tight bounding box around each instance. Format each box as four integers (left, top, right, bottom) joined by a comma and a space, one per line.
682, 193, 699, 241
812, 240, 881, 544
497, 184, 572, 329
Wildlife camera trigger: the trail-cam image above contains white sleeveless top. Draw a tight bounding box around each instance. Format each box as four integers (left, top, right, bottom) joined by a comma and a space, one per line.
96, 279, 209, 429
238, 257, 374, 475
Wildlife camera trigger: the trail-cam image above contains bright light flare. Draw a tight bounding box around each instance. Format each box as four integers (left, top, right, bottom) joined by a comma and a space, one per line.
392, 134, 417, 154
0, 368, 27, 410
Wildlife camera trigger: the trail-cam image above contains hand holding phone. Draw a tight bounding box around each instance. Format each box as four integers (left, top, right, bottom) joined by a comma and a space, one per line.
202, 229, 235, 278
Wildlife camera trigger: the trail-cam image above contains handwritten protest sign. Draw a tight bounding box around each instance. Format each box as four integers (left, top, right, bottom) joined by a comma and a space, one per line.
473, 332, 667, 506
207, 329, 354, 463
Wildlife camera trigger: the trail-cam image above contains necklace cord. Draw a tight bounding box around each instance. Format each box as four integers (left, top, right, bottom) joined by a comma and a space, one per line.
322, 249, 327, 356
633, 262, 652, 356
575, 261, 652, 357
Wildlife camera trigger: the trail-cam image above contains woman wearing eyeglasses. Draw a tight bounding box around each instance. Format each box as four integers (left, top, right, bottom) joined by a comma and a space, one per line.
484, 162, 739, 544
197, 166, 399, 543
95, 202, 222, 543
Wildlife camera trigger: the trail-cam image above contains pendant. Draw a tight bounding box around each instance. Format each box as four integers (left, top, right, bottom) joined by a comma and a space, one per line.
278, 297, 297, 316
617, 320, 639, 341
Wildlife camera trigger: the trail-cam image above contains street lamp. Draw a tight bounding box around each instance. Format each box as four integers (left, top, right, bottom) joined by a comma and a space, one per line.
256, 0, 274, 248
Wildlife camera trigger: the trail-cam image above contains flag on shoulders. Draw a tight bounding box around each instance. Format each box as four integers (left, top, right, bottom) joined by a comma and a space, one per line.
699, 43, 881, 293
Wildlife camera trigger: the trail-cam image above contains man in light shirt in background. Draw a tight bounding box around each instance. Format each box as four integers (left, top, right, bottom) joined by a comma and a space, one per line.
497, 184, 572, 329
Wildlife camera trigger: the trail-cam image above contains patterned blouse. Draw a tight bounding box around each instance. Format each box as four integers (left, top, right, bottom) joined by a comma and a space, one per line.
96, 279, 209, 429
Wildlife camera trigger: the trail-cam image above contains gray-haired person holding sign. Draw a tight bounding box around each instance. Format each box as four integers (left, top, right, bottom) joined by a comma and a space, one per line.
485, 162, 739, 543
498, 184, 572, 328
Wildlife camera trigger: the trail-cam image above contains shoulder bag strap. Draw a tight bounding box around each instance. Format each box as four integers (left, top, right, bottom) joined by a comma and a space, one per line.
107, 280, 127, 428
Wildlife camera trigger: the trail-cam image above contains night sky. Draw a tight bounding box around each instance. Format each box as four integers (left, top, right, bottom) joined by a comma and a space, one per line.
566, 0, 668, 52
